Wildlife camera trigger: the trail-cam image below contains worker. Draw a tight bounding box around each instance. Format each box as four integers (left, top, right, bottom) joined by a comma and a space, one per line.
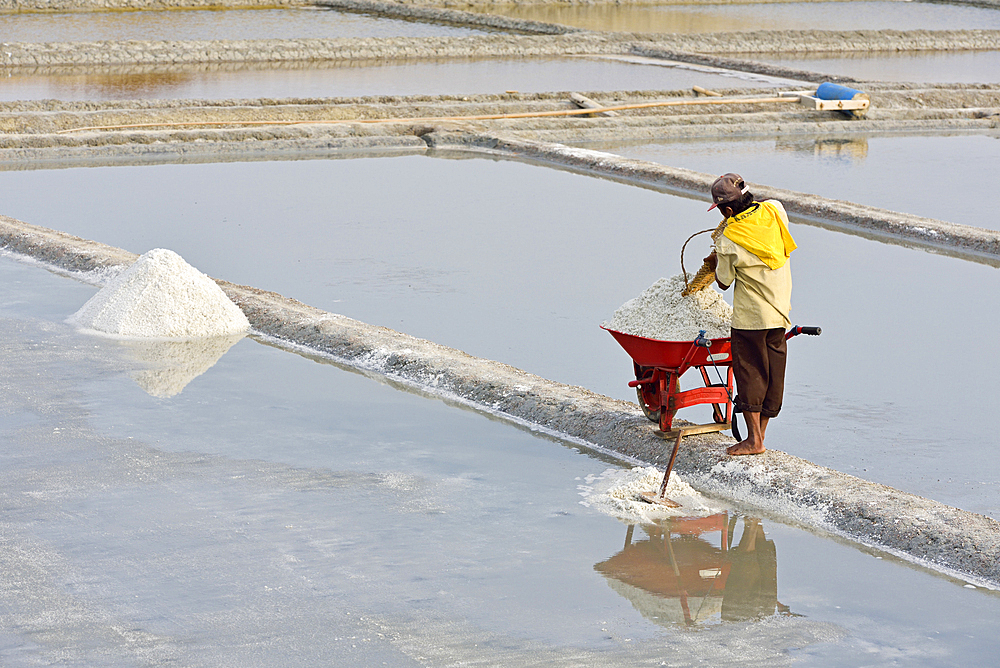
702, 174, 796, 456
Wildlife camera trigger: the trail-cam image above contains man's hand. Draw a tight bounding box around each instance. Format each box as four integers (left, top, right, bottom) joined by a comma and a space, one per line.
704, 251, 730, 291
703, 251, 718, 271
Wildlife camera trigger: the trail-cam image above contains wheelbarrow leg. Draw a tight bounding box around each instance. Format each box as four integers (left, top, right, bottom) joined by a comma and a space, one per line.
699, 366, 730, 425
640, 430, 682, 508
658, 372, 678, 432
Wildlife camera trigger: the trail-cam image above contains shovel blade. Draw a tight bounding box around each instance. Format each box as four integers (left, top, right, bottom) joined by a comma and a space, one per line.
638, 491, 681, 508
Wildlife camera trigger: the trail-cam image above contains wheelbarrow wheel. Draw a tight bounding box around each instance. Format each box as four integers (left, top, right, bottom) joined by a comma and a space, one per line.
633, 363, 667, 423
636, 386, 661, 423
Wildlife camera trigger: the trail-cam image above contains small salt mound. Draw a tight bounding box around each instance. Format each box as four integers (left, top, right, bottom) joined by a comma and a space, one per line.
70, 248, 249, 338
578, 467, 721, 522
603, 274, 731, 341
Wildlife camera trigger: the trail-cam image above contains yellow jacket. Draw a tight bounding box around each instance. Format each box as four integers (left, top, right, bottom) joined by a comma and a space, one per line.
722, 200, 797, 270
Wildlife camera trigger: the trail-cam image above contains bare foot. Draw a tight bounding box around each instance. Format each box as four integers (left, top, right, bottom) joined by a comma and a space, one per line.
726, 440, 765, 456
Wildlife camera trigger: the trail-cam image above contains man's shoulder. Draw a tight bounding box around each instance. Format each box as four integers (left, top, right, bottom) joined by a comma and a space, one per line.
760, 199, 788, 218
715, 233, 739, 256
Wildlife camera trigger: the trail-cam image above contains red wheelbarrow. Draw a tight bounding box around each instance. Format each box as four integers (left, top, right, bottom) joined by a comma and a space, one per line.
602, 327, 736, 437
604, 325, 821, 505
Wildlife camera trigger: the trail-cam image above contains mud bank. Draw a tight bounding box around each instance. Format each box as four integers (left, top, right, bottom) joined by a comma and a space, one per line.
401, 0, 1000, 8
3, 84, 998, 142
4, 30, 1000, 70
5, 0, 1000, 11
0, 0, 306, 10
2, 212, 999, 588
0, 34, 625, 67
0, 133, 430, 167
315, 0, 581, 34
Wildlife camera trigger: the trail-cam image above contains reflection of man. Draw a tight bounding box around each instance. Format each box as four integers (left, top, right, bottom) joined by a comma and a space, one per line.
721, 517, 780, 622
703, 173, 796, 456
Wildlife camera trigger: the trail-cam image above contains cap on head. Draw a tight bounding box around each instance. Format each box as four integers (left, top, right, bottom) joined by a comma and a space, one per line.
708, 173, 748, 211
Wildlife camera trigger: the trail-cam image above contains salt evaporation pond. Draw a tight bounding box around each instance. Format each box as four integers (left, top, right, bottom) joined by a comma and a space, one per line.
752, 51, 1000, 84
0, 7, 488, 42
589, 133, 1000, 231
0, 56, 792, 102
464, 0, 1000, 33
0, 153, 997, 523
3, 254, 1000, 665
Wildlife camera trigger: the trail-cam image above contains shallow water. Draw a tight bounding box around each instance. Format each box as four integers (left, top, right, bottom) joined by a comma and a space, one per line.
2, 255, 1000, 666
464, 1, 1000, 33
590, 133, 1000, 230
753, 50, 1000, 84
0, 56, 791, 101
0, 152, 997, 521
0, 7, 487, 42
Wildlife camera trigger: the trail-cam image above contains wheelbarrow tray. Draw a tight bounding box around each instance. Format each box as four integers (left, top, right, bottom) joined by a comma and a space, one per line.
602, 326, 731, 368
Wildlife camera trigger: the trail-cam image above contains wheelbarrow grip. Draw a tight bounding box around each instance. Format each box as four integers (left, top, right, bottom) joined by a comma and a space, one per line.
786, 325, 822, 339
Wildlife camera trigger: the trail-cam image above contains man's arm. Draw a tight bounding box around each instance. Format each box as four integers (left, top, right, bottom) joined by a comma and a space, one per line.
703, 251, 731, 292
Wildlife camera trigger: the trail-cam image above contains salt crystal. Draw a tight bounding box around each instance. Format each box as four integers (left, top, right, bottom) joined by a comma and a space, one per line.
603, 274, 731, 341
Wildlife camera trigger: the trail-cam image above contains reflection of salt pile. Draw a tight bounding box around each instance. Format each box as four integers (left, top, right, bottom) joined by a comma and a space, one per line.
603, 274, 731, 341
70, 248, 249, 338
578, 467, 720, 522
69, 248, 250, 397
120, 334, 245, 398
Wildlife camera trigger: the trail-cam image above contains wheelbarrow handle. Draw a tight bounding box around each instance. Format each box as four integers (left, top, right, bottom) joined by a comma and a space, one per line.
786, 325, 822, 339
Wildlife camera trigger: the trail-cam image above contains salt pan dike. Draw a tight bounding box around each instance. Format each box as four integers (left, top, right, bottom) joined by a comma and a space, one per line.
3, 213, 998, 589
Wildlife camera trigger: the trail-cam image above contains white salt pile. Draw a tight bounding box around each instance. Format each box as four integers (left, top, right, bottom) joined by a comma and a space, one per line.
578, 467, 720, 522
603, 274, 731, 341
70, 248, 250, 338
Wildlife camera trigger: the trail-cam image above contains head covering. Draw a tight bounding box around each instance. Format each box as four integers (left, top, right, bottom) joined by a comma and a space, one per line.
708, 173, 748, 211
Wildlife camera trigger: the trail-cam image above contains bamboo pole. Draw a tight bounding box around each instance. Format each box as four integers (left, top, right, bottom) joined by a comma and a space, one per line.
569, 91, 617, 117
692, 86, 723, 97
55, 96, 800, 134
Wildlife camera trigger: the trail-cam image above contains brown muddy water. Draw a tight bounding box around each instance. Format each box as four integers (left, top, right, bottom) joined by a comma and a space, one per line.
463, 1, 1000, 34
0, 7, 490, 42
0, 56, 796, 101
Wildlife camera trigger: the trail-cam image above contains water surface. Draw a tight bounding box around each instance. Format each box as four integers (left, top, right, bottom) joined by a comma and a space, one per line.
0, 56, 790, 101
463, 1, 1000, 33
591, 133, 1000, 230
0, 153, 997, 521
2, 254, 1000, 666
0, 7, 487, 42
753, 50, 1000, 84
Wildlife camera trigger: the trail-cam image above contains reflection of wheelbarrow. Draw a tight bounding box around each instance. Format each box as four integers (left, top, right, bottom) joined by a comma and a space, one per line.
594, 514, 731, 626
604, 325, 821, 505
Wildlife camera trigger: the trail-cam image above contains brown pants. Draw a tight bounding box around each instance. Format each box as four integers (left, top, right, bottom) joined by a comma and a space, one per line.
731, 328, 786, 418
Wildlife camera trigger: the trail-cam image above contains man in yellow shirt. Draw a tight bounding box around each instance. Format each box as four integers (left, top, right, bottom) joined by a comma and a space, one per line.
703, 174, 796, 456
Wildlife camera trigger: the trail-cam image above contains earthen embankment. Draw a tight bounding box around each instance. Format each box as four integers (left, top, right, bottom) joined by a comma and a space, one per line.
4, 0, 1000, 11
0, 0, 305, 10
4, 31, 1000, 70
3, 84, 997, 158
